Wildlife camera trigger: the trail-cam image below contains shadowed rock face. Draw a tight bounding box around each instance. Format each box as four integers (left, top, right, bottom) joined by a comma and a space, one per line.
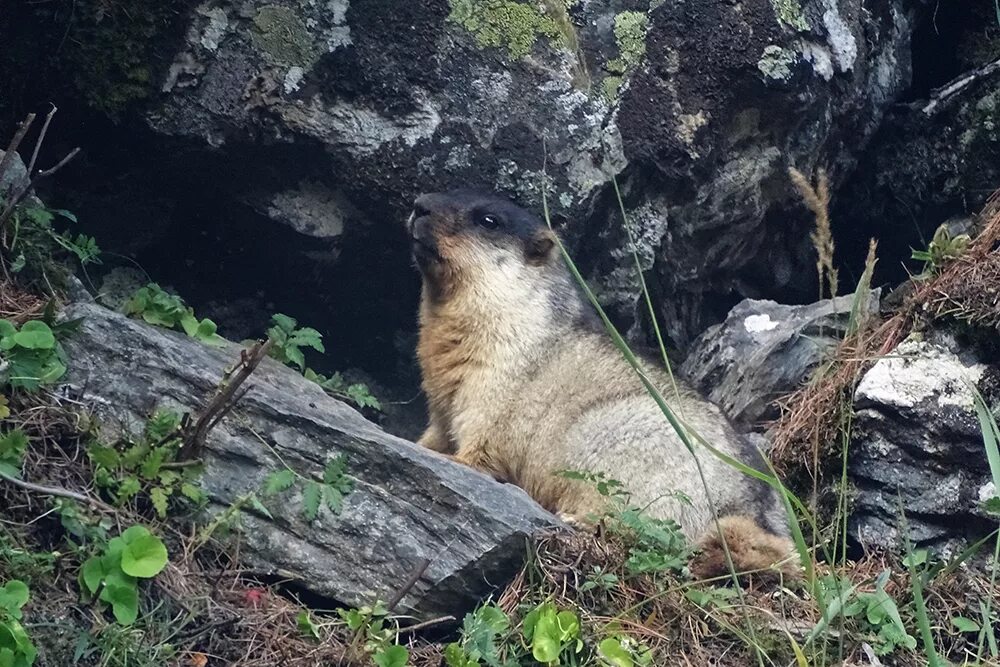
59, 300, 562, 619
850, 335, 999, 555
38, 0, 918, 367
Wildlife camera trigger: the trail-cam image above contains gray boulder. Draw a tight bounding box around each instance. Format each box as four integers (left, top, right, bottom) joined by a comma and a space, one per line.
850, 334, 999, 554
681, 291, 879, 427
59, 301, 561, 619
122, 0, 916, 345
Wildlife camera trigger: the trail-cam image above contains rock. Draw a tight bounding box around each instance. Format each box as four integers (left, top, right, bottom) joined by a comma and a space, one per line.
0, 149, 30, 198
58, 301, 562, 619
42, 0, 919, 360
849, 334, 999, 554
681, 291, 879, 427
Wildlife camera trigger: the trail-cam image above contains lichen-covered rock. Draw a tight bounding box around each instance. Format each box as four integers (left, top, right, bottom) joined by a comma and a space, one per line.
59, 301, 562, 619
850, 334, 999, 554
129, 0, 917, 349
681, 291, 879, 427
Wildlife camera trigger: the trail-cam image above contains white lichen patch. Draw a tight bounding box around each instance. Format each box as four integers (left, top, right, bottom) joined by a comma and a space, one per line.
980, 481, 998, 503
743, 313, 779, 334
855, 340, 986, 410
284, 66, 305, 94
821, 2, 857, 72
800, 40, 835, 80
757, 45, 798, 81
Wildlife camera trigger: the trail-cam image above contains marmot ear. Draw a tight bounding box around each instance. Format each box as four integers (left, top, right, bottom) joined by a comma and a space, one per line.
527, 230, 556, 263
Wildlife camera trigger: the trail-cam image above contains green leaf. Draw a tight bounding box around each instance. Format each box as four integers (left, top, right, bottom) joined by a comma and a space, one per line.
87, 444, 121, 469
296, 610, 321, 640
141, 448, 167, 478
12, 321, 55, 350
271, 314, 297, 334
285, 346, 305, 371
263, 469, 296, 496
0, 321, 16, 340
373, 644, 409, 667
321, 486, 344, 514
180, 482, 205, 504
120, 526, 168, 578
150, 487, 169, 518
952, 616, 980, 633
0, 581, 29, 618
302, 481, 322, 521
80, 556, 106, 595
984, 496, 1000, 517
597, 638, 634, 667
901, 549, 928, 569
289, 327, 324, 352
248, 495, 274, 520
101, 581, 138, 625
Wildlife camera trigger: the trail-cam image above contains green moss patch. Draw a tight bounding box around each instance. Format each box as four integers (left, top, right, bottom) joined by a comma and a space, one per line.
251, 5, 320, 66
447, 0, 570, 59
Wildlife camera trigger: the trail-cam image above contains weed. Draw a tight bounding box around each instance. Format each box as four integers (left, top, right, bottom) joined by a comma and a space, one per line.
262, 453, 353, 521
789, 166, 837, 300
79, 525, 169, 626
444, 603, 510, 666
0, 579, 35, 667
3, 204, 100, 286
0, 318, 67, 391
911, 223, 971, 279
122, 283, 224, 346
340, 601, 410, 666
88, 409, 205, 516
0, 430, 28, 478
522, 601, 582, 665
263, 313, 382, 411
558, 470, 692, 576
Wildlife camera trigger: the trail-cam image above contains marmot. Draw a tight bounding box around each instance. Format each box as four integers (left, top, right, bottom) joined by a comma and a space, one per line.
407, 189, 795, 579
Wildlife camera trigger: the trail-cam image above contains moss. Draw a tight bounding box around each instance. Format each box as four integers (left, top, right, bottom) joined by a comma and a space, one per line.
57, 0, 193, 118
770, 0, 808, 31
757, 44, 797, 81
601, 11, 648, 102
251, 6, 320, 66
447, 0, 570, 59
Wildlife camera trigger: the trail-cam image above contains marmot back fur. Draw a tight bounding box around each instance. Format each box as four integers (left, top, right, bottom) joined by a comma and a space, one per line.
407, 189, 795, 578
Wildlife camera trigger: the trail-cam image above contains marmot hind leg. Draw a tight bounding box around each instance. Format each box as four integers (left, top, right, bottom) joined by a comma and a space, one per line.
689, 515, 799, 583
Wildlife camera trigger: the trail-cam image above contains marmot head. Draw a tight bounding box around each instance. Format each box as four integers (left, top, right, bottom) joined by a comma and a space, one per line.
406, 190, 559, 300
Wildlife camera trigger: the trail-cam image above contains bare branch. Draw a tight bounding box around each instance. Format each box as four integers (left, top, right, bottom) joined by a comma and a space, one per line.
0, 469, 116, 513
27, 105, 57, 176
0, 113, 36, 192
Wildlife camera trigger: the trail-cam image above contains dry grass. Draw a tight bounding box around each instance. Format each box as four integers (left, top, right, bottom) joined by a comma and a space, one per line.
770, 190, 1000, 488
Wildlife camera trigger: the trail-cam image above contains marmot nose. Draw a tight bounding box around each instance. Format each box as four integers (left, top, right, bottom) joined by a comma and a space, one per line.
413, 193, 447, 217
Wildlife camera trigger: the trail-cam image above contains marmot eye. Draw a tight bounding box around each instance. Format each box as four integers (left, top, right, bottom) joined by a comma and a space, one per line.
476, 213, 501, 230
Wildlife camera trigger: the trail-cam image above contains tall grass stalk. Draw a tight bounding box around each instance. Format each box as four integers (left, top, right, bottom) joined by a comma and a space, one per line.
971, 385, 1000, 663
540, 189, 771, 666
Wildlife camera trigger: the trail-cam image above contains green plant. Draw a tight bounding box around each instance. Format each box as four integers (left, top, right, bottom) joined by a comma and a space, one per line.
596, 634, 653, 667
444, 603, 512, 667
79, 525, 169, 625
264, 313, 382, 411
558, 470, 692, 576
522, 601, 582, 666
5, 205, 100, 281
303, 368, 382, 411
841, 570, 916, 656
339, 601, 409, 666
0, 430, 28, 479
579, 566, 618, 593
266, 314, 323, 371
0, 319, 67, 391
88, 409, 205, 516
911, 223, 970, 279
122, 283, 224, 346
262, 453, 353, 521
0, 579, 36, 667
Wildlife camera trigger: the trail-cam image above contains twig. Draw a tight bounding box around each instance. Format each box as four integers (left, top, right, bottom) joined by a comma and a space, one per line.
922, 57, 1000, 116
0, 114, 36, 191
180, 339, 274, 460
396, 615, 456, 633
386, 558, 432, 612
0, 146, 81, 229
0, 469, 116, 513
27, 105, 56, 176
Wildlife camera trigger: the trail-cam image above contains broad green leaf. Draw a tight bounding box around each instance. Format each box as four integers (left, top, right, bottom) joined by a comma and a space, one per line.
271, 314, 297, 334
597, 638, 633, 667
373, 644, 409, 667
0, 581, 29, 618
101, 581, 138, 625
16, 322, 57, 350
296, 610, 320, 640
120, 528, 168, 578
80, 556, 106, 595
